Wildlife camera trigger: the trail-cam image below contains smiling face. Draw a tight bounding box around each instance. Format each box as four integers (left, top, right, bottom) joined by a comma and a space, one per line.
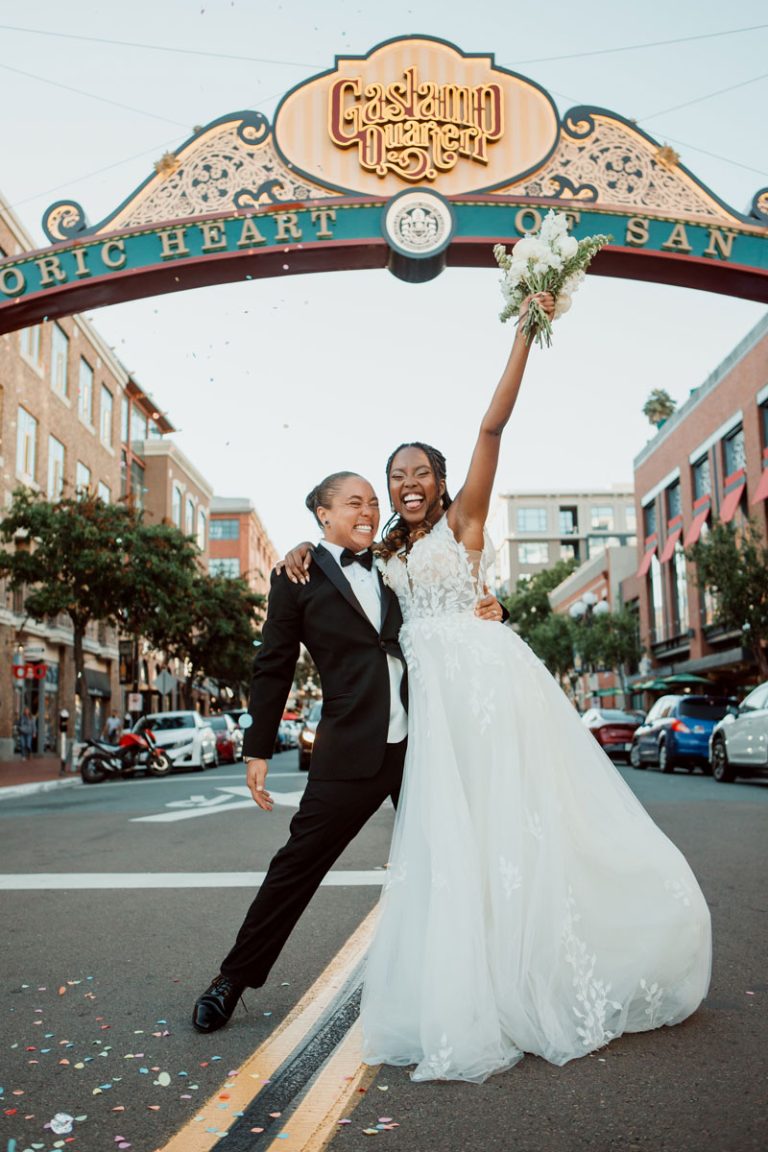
317, 475, 380, 551
388, 446, 446, 529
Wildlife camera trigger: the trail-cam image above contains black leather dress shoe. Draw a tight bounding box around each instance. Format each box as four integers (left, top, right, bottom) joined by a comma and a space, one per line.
192, 974, 245, 1033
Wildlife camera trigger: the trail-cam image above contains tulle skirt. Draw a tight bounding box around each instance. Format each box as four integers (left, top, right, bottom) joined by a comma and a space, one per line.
360, 613, 712, 1082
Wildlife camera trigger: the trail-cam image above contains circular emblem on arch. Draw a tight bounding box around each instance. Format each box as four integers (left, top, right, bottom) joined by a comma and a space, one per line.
383, 189, 455, 259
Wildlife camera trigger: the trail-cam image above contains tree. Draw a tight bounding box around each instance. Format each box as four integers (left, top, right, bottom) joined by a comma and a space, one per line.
687, 518, 768, 679
0, 489, 137, 737
505, 558, 578, 645
165, 573, 265, 705
574, 607, 643, 698
642, 388, 677, 427
526, 612, 576, 682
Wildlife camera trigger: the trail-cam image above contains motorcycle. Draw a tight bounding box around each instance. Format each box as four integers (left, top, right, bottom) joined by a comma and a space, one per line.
79, 727, 173, 784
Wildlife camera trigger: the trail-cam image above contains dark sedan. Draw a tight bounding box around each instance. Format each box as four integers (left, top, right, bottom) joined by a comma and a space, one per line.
581, 708, 644, 762
630, 694, 737, 773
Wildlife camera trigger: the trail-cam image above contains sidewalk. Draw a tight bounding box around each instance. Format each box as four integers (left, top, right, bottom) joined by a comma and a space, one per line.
0, 753, 80, 798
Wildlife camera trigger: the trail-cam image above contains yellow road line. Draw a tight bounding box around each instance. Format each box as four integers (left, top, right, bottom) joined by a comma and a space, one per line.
158, 906, 378, 1152
264, 1019, 377, 1152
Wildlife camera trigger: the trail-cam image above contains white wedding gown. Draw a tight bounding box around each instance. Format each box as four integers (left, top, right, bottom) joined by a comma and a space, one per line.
360, 516, 712, 1083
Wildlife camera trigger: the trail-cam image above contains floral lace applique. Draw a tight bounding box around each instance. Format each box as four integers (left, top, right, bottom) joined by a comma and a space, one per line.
664, 878, 692, 907
424, 1033, 454, 1079
499, 857, 523, 898
640, 978, 664, 1026
562, 890, 622, 1049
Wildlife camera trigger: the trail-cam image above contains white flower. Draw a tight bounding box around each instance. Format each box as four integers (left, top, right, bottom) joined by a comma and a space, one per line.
555, 234, 579, 259
554, 293, 572, 318
513, 236, 545, 261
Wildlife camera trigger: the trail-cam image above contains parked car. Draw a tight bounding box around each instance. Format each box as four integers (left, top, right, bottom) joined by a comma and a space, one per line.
209, 714, 244, 764
629, 694, 737, 774
298, 702, 322, 770
709, 680, 768, 783
581, 708, 644, 762
134, 711, 217, 771
277, 718, 301, 751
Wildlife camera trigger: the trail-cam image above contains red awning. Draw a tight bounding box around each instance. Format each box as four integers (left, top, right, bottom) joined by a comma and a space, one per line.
751, 466, 768, 505
684, 500, 710, 547
719, 474, 746, 524
659, 519, 683, 563
636, 536, 657, 578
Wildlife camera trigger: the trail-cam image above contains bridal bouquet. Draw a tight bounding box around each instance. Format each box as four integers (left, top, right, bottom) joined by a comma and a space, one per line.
493, 212, 611, 348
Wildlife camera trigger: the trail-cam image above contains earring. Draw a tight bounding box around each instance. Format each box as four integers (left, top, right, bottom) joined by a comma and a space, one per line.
323, 520, 330, 526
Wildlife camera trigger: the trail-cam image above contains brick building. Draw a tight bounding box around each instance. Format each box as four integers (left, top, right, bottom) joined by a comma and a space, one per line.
209, 496, 278, 599
0, 193, 126, 756
492, 486, 637, 595
632, 312, 768, 690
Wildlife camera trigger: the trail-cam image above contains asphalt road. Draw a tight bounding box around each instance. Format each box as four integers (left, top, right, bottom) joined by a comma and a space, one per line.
1, 753, 766, 1152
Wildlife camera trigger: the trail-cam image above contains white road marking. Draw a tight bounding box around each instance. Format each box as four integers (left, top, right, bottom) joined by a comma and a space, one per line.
0, 871, 387, 890
131, 786, 303, 822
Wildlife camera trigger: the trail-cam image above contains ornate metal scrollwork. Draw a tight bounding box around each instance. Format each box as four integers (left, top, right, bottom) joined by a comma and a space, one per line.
751, 188, 768, 223
236, 111, 270, 146
234, 180, 286, 209
42, 200, 89, 243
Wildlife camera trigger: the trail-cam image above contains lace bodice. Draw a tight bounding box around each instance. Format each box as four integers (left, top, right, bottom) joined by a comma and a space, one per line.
378, 516, 494, 623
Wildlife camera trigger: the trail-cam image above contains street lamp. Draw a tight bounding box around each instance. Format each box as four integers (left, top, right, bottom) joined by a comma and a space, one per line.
568, 593, 610, 709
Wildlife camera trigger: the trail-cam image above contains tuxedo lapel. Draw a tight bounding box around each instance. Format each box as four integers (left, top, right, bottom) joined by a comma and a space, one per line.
312, 544, 376, 628
378, 570, 397, 637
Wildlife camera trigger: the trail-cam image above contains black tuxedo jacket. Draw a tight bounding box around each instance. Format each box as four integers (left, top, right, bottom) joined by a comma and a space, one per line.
241, 545, 407, 780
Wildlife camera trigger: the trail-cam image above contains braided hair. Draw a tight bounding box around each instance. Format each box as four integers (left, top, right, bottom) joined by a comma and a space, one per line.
305, 471, 361, 527
377, 442, 453, 560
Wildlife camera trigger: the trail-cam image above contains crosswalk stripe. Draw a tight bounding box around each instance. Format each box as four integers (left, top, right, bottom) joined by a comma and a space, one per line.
0, 871, 387, 890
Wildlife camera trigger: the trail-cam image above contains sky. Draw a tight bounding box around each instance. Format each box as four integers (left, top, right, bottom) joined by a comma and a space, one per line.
1, 0, 766, 554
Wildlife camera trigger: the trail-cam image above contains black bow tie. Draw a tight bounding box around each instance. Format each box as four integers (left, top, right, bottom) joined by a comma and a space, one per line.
340, 547, 373, 571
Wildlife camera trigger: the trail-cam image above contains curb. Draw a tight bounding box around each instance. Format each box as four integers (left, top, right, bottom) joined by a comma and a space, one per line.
0, 776, 81, 800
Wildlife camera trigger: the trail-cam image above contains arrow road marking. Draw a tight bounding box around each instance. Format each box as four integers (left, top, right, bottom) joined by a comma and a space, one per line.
131, 786, 304, 822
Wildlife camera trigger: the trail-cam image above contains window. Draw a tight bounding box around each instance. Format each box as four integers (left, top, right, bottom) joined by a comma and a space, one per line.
98, 481, 111, 503
516, 507, 547, 532
672, 546, 689, 635
558, 506, 577, 535
588, 535, 621, 557
100, 385, 113, 446
517, 542, 549, 564
120, 450, 128, 498
692, 455, 711, 500
172, 484, 183, 528
47, 436, 65, 500
16, 406, 38, 481
210, 557, 241, 578
590, 505, 614, 531
723, 425, 746, 476
210, 518, 240, 540
643, 502, 657, 537
20, 325, 42, 366
666, 482, 681, 520
560, 542, 576, 561
51, 324, 69, 397
185, 496, 196, 535
197, 509, 207, 550
78, 358, 94, 423
131, 459, 145, 510
649, 554, 664, 642
625, 505, 636, 531
130, 406, 148, 445
761, 402, 768, 448
121, 396, 129, 443
75, 461, 91, 495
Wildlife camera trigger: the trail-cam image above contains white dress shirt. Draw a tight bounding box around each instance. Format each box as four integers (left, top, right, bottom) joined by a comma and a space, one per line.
320, 539, 408, 744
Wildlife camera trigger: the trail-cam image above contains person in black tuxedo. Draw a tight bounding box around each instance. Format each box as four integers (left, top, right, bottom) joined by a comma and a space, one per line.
192, 470, 501, 1033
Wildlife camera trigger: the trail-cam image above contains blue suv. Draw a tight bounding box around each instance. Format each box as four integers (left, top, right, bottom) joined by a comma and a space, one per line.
629, 694, 737, 774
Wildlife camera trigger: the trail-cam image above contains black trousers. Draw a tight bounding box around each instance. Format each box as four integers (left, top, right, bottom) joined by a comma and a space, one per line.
220, 740, 406, 989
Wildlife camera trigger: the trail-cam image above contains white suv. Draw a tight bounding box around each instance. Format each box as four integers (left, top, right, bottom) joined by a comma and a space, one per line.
134, 711, 217, 771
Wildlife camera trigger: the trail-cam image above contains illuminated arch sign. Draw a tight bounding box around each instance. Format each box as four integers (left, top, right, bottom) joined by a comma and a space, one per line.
0, 34, 766, 334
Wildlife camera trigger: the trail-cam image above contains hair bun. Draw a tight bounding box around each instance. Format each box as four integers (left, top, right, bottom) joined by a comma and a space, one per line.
305, 484, 321, 514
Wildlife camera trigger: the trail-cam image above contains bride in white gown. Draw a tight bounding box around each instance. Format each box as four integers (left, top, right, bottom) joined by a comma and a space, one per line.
359, 293, 712, 1083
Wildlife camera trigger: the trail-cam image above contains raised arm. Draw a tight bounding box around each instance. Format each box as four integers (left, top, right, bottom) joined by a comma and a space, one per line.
447, 293, 554, 549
